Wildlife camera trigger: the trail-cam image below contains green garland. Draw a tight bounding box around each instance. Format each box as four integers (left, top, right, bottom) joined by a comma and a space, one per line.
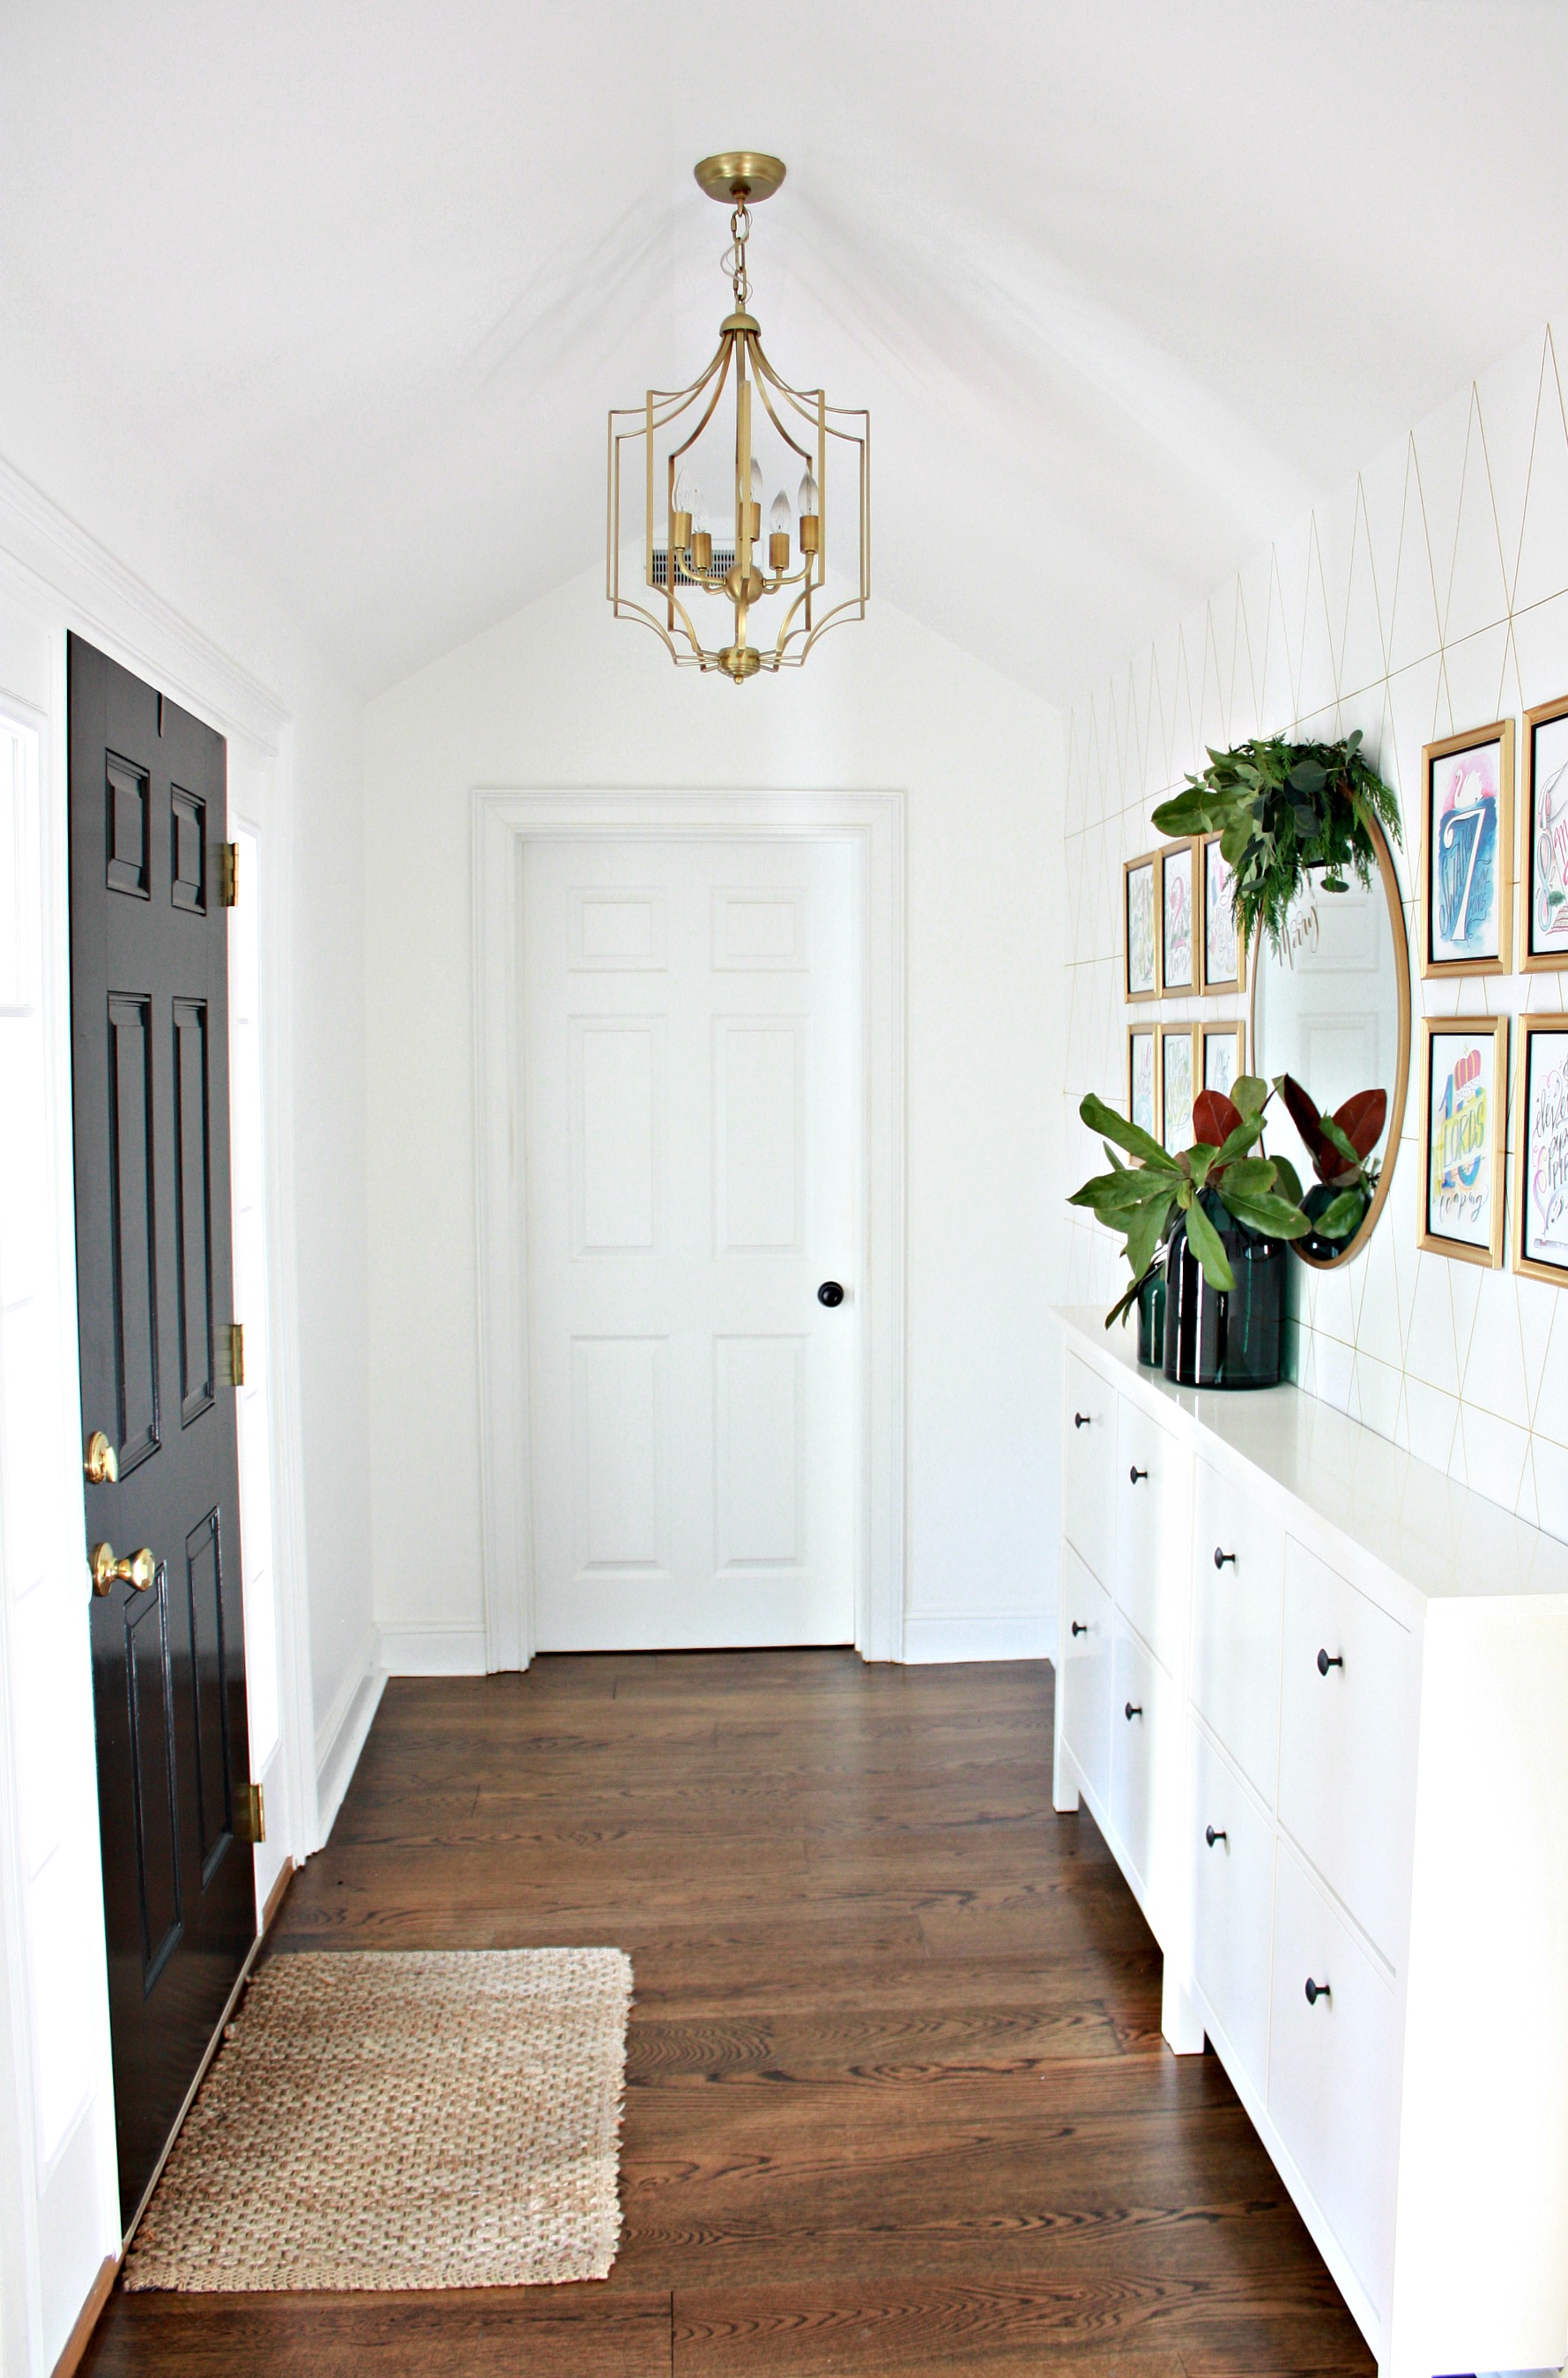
1150, 729, 1401, 955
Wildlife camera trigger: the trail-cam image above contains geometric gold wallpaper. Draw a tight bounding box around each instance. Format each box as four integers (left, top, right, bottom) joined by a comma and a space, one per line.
1065, 320, 1568, 1545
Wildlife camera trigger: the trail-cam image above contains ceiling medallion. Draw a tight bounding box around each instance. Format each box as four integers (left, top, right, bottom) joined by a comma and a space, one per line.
607, 152, 869, 683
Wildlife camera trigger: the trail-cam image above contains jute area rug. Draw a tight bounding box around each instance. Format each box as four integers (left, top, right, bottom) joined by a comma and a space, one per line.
123, 1948, 633, 2292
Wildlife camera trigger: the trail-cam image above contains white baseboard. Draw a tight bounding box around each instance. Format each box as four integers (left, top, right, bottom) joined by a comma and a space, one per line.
377, 1622, 489, 1677
314, 1656, 386, 1847
902, 1613, 1055, 1665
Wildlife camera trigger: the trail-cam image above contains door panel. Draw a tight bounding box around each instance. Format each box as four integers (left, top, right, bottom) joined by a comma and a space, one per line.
526, 837, 858, 1650
108, 992, 160, 1468
70, 635, 253, 2226
173, 998, 216, 1425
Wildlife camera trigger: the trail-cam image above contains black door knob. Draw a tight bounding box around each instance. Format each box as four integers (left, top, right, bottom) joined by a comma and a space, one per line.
1214, 1547, 1237, 1570
1205, 1824, 1227, 1847
1317, 1648, 1343, 1676
817, 1281, 844, 1307
1070, 1620, 1089, 1637
1304, 1977, 1331, 2007
1074, 1412, 1090, 1429
1124, 1701, 1141, 1721
1128, 1465, 1148, 1485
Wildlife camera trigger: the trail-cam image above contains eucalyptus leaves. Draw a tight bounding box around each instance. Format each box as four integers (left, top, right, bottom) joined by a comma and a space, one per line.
1151, 729, 1401, 956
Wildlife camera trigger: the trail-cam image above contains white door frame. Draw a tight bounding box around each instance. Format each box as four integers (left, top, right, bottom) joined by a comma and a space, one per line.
0, 457, 318, 2373
472, 789, 906, 1668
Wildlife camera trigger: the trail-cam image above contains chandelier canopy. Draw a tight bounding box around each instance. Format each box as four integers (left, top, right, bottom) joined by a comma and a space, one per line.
607, 152, 870, 683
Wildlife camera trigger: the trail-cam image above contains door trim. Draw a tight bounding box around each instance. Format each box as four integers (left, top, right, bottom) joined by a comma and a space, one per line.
472, 789, 906, 1667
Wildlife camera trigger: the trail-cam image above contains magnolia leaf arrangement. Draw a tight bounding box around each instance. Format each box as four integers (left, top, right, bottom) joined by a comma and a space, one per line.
1071, 1073, 1376, 1331
1149, 728, 1401, 956
1278, 1077, 1388, 1252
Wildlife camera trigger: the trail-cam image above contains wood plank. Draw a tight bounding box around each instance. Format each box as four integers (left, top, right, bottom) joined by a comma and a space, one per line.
82, 2289, 673, 2375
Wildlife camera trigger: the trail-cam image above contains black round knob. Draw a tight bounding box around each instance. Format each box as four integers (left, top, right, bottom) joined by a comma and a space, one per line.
1317, 1648, 1343, 1677
817, 1281, 844, 1307
1205, 1824, 1227, 1848
1070, 1620, 1089, 1637
1304, 1977, 1331, 2007
1128, 1465, 1148, 1485
1124, 1701, 1141, 1721
1074, 1412, 1090, 1430
1214, 1547, 1237, 1570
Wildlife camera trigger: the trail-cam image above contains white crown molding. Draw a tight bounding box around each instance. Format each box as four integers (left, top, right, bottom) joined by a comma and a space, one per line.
0, 453, 288, 753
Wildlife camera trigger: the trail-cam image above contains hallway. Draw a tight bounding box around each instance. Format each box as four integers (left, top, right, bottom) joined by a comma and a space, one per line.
82, 1653, 1371, 2374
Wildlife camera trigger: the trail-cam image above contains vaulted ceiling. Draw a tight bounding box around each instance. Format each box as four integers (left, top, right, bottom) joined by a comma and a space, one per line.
5, 1, 1568, 702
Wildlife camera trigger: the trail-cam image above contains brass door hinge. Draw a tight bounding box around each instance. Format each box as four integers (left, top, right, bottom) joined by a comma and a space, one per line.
219, 1322, 245, 1387
218, 842, 238, 907
236, 1780, 265, 1846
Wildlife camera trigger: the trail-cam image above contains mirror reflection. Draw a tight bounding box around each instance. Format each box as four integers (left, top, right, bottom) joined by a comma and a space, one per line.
1250, 829, 1409, 1267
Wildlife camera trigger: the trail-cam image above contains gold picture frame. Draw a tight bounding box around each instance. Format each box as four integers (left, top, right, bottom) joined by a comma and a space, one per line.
1198, 831, 1247, 995
1160, 838, 1200, 996
1124, 851, 1161, 1001
1513, 1014, 1568, 1284
1158, 1023, 1199, 1155
1421, 720, 1514, 977
1416, 1014, 1508, 1267
1126, 1022, 1159, 1143
1200, 1022, 1247, 1100
1522, 695, 1568, 971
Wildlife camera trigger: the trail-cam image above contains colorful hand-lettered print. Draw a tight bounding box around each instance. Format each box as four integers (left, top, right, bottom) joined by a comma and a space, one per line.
1427, 1030, 1497, 1249
1129, 1029, 1156, 1137
1523, 1027, 1568, 1272
1430, 736, 1504, 965
1163, 844, 1194, 990
1162, 1029, 1194, 1156
1204, 838, 1240, 987
1529, 712, 1568, 962
1203, 1028, 1242, 1096
1126, 859, 1157, 997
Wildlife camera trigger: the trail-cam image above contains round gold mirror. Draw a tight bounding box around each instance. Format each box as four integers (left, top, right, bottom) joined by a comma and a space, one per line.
1248, 815, 1411, 1269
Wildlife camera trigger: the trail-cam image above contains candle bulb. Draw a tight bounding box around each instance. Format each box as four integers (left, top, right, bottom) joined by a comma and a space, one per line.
689, 481, 712, 573
671, 470, 693, 556
798, 465, 820, 554
769, 489, 791, 572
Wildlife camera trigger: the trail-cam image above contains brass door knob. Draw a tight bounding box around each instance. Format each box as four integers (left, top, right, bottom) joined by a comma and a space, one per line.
91, 1542, 155, 1595
85, 1431, 119, 1484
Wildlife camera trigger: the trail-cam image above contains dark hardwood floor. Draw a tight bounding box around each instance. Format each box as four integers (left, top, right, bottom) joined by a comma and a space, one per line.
83, 1651, 1374, 2375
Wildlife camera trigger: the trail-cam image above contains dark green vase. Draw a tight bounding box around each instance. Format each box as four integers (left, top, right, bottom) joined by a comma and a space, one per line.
1300, 1179, 1369, 1261
1163, 1192, 1290, 1389
1135, 1267, 1166, 1366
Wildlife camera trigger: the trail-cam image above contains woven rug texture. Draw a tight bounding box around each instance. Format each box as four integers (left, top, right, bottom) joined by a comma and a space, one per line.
123, 1947, 633, 2291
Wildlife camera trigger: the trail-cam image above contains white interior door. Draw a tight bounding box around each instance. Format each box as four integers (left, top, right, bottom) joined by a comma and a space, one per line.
522, 836, 860, 1650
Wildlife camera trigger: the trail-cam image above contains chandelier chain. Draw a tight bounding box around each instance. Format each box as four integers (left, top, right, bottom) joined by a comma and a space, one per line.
722, 199, 753, 308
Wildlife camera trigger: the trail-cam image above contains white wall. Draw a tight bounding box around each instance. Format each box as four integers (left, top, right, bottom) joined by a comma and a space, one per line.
1065, 319, 1568, 1544
0, 291, 373, 2371
363, 566, 1066, 1668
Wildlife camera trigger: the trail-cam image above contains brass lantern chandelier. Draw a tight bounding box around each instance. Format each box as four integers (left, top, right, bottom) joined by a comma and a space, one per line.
607, 152, 869, 682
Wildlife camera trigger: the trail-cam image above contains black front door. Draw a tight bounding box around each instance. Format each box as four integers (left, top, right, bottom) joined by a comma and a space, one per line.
68, 634, 255, 2227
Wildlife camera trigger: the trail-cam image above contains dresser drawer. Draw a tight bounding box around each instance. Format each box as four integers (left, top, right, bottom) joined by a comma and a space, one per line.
1188, 1718, 1274, 2093
1190, 1457, 1284, 1804
1059, 1545, 1111, 1810
1278, 1539, 1416, 1966
1268, 1839, 1400, 2318
1063, 1351, 1114, 1583
1110, 1614, 1178, 1915
1111, 1396, 1192, 1675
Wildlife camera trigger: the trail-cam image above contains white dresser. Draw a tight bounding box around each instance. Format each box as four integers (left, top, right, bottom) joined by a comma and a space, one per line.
1054, 1305, 1568, 2378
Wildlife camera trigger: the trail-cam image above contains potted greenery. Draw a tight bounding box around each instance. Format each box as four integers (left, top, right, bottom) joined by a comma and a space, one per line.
1150, 728, 1401, 953
1275, 1076, 1388, 1259
1071, 1075, 1322, 1388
